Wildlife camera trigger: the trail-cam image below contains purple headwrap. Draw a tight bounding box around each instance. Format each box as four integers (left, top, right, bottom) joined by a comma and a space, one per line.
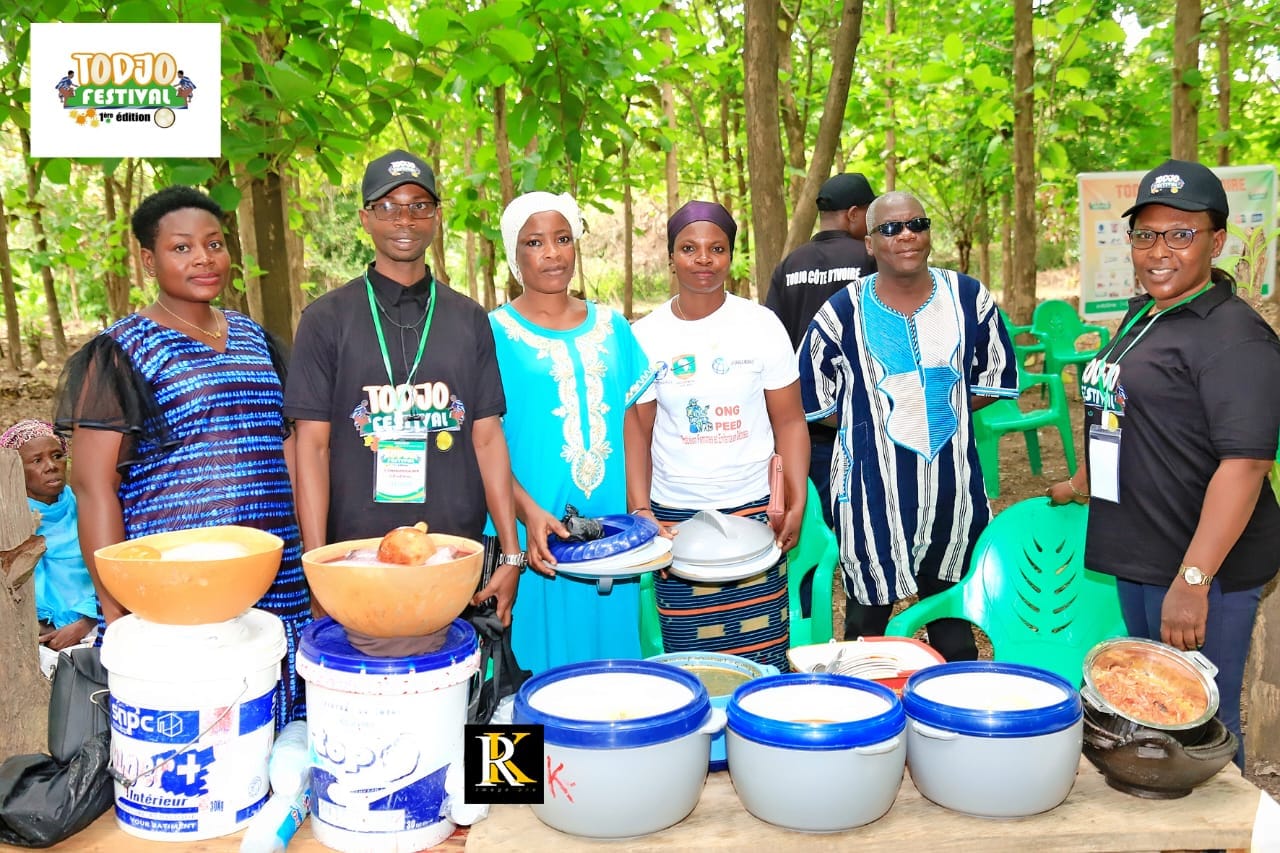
667, 201, 737, 256
0, 419, 65, 452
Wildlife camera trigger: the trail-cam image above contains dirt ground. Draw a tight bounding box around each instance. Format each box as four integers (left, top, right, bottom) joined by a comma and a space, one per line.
10, 294, 1280, 798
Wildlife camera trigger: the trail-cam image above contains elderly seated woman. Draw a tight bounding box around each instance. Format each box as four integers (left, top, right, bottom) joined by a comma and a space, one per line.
2, 420, 97, 655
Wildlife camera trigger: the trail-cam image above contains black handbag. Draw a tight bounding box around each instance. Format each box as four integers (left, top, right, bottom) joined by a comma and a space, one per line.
47, 647, 110, 765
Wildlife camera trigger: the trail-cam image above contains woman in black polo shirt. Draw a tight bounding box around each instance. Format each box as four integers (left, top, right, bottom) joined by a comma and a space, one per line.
1050, 159, 1280, 767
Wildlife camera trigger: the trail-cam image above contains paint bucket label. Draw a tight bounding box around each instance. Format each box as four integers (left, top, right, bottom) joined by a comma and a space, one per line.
109, 686, 275, 838
297, 617, 479, 853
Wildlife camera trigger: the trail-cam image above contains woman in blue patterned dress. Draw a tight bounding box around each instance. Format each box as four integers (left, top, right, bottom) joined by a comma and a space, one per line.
486, 192, 653, 673
55, 185, 309, 727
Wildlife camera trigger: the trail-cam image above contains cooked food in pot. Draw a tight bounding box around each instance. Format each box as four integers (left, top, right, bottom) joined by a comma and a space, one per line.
1089, 646, 1209, 726
687, 665, 752, 698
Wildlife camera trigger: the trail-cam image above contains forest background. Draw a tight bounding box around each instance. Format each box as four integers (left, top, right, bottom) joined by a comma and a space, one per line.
0, 0, 1278, 365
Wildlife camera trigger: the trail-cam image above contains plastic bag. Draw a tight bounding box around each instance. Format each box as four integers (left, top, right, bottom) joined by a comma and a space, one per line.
0, 731, 114, 848
466, 610, 532, 725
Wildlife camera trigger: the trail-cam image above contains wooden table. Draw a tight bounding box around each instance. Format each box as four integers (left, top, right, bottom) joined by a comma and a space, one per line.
6, 758, 1268, 852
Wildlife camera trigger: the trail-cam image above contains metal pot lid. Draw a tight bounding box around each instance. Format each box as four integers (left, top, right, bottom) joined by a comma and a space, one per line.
671, 510, 776, 567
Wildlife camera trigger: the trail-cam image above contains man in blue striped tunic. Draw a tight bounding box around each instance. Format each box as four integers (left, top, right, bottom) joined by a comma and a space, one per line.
799, 192, 1019, 660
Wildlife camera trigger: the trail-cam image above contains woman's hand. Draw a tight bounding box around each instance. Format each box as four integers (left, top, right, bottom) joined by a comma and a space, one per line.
39, 616, 97, 651
522, 504, 568, 577
1045, 480, 1085, 505
1161, 579, 1209, 651
471, 563, 520, 626
772, 503, 802, 552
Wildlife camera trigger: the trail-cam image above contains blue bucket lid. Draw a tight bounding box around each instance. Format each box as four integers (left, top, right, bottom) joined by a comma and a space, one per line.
727, 674, 905, 751
514, 659, 711, 749
298, 616, 477, 675
902, 661, 1081, 737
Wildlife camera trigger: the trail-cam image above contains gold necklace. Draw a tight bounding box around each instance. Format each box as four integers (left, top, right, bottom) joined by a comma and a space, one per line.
673, 296, 688, 321
156, 299, 223, 339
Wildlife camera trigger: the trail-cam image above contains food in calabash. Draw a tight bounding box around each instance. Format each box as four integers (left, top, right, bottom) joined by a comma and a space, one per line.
377, 522, 439, 565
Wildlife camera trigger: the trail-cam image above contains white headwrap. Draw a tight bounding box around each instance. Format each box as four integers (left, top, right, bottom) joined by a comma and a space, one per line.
500, 192, 584, 284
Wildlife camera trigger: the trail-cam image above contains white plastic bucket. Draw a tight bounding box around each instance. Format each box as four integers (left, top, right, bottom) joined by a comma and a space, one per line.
297, 617, 480, 853
100, 609, 286, 841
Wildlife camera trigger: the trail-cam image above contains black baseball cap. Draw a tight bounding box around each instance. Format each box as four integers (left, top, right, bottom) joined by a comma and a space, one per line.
816, 173, 877, 211
362, 150, 439, 205
1121, 159, 1228, 218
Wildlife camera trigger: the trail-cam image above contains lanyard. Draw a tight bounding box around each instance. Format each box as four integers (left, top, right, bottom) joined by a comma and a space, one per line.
365, 271, 436, 406
1101, 281, 1213, 367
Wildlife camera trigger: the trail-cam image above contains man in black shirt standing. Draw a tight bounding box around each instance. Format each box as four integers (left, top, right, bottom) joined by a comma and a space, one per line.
285, 150, 524, 624
767, 172, 878, 526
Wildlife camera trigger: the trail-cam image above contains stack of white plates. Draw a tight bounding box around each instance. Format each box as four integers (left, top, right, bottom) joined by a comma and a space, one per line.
669, 510, 781, 583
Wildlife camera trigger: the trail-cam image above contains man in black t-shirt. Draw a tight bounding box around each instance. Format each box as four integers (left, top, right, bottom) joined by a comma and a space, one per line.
767, 173, 877, 526
284, 149, 524, 624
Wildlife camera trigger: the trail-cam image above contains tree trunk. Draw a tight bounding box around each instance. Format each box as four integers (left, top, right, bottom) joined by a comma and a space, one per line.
744, 0, 787, 302
780, 0, 866, 262
1170, 0, 1201, 161
1000, 192, 1015, 315
237, 173, 264, 321
482, 235, 497, 312
0, 449, 49, 758
1215, 17, 1229, 167
20, 129, 68, 358
978, 192, 992, 289
494, 86, 519, 304
661, 12, 681, 296
622, 140, 635, 320
286, 173, 307, 328
214, 160, 249, 316
0, 193, 23, 372
1247, 579, 1280, 771
103, 175, 132, 321
1009, 0, 1038, 326
427, 138, 450, 287
777, 8, 807, 210
465, 130, 479, 302
884, 0, 897, 192
249, 171, 297, 342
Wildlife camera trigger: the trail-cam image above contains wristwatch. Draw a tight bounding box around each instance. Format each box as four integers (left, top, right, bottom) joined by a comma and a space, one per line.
1178, 565, 1213, 587
498, 552, 528, 573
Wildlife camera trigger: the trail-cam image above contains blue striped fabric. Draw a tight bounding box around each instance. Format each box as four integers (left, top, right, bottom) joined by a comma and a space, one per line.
100, 312, 310, 728
652, 497, 789, 672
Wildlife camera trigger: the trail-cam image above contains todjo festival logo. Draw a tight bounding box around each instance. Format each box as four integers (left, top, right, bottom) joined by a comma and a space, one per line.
30, 23, 220, 158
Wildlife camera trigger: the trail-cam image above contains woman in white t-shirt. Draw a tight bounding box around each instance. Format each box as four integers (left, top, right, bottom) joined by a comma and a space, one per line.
627, 201, 809, 671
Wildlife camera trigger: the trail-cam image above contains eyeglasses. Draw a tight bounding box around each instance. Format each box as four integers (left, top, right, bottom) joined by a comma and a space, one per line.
871, 217, 931, 238
365, 200, 440, 221
1127, 228, 1201, 250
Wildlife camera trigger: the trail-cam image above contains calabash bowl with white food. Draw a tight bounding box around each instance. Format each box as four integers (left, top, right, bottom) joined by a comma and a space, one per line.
95, 525, 283, 625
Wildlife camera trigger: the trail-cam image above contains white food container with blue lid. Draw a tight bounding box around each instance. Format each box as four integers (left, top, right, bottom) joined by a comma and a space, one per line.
725, 673, 906, 831
513, 659, 724, 838
902, 661, 1083, 818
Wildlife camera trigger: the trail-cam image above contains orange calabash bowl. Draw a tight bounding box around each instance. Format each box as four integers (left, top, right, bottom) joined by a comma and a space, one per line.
302, 534, 483, 638
95, 525, 283, 625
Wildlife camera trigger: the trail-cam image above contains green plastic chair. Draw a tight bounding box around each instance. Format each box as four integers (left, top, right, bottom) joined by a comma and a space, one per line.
973, 359, 1078, 499
1030, 299, 1112, 393
638, 479, 837, 657
998, 306, 1045, 366
884, 498, 1126, 685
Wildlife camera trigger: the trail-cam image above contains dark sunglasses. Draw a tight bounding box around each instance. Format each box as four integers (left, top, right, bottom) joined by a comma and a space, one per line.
872, 217, 931, 238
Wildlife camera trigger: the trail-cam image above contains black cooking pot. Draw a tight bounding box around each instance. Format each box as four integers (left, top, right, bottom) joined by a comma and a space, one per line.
1083, 713, 1236, 799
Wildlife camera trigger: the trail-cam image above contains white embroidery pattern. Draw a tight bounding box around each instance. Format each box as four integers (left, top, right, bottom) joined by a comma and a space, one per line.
495, 307, 613, 497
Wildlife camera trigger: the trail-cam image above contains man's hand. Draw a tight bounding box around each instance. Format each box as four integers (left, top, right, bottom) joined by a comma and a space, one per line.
39, 616, 97, 651
472, 564, 520, 626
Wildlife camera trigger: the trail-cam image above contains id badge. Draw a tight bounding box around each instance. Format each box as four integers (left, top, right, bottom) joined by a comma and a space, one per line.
374, 438, 427, 503
1088, 425, 1121, 503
